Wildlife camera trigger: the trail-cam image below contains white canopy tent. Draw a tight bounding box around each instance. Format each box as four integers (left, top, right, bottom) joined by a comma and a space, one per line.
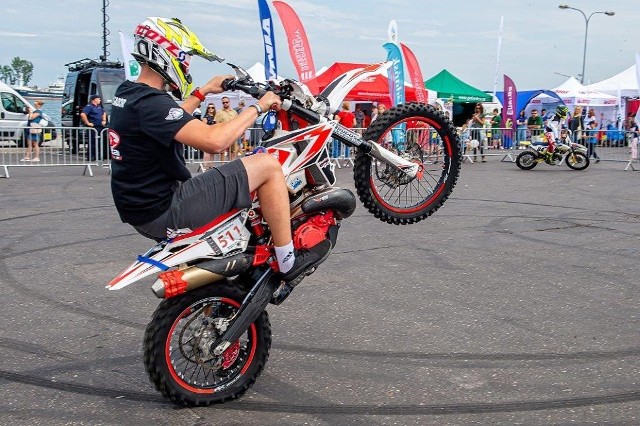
529, 77, 620, 125
588, 64, 639, 98
552, 77, 619, 107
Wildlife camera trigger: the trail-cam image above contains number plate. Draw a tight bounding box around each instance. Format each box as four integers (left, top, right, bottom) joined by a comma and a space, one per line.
210, 216, 250, 254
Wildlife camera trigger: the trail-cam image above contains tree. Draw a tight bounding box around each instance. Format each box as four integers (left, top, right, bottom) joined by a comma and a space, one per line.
0, 66, 13, 84
0, 57, 34, 85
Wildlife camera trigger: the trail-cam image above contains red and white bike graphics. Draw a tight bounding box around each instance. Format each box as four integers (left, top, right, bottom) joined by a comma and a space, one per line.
108, 63, 462, 406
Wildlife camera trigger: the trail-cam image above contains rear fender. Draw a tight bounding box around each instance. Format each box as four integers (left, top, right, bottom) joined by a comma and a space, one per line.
107, 210, 250, 290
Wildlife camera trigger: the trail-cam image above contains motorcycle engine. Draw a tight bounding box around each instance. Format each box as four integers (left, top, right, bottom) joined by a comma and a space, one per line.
292, 212, 334, 249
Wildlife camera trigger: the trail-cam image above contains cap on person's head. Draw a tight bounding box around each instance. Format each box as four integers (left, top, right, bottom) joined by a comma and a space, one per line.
90, 94, 100, 101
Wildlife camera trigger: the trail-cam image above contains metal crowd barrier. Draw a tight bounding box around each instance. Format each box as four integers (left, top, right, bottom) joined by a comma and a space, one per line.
0, 126, 104, 178
457, 127, 640, 169
3, 125, 638, 177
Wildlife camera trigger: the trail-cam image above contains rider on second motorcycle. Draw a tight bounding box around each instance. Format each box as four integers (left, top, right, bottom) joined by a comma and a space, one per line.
107, 17, 330, 283
543, 105, 569, 162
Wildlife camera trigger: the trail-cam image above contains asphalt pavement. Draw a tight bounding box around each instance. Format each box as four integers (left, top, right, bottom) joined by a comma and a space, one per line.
1, 156, 639, 425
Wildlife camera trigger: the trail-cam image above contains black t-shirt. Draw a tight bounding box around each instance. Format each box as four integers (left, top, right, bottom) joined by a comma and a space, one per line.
109, 81, 196, 225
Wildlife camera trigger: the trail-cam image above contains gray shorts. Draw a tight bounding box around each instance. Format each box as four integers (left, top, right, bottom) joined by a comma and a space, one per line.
134, 160, 251, 241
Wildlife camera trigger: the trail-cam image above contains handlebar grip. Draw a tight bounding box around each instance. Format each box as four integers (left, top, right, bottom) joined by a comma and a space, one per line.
221, 78, 236, 92
284, 101, 321, 125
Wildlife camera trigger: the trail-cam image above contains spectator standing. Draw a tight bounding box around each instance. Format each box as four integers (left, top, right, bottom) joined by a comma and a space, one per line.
490, 108, 502, 149
23, 100, 45, 162
354, 104, 365, 134
625, 116, 639, 159
569, 106, 584, 144
516, 110, 527, 145
584, 108, 597, 127
363, 109, 372, 128
80, 95, 107, 161
370, 105, 379, 123
214, 96, 240, 160
527, 109, 543, 141
234, 100, 245, 114
200, 103, 217, 168
586, 120, 600, 163
469, 103, 486, 162
335, 101, 356, 166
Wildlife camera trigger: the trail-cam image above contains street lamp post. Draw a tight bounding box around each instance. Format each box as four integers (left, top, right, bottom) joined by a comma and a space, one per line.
558, 5, 615, 84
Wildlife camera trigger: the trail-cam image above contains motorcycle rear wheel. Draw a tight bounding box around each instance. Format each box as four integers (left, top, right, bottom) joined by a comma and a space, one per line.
565, 152, 590, 170
353, 102, 461, 224
515, 151, 538, 170
143, 283, 271, 406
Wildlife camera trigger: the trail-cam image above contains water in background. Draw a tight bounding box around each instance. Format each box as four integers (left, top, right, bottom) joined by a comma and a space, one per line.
39, 99, 62, 125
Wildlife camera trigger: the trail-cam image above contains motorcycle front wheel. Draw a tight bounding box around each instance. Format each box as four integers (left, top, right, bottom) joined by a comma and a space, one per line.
143, 283, 271, 406
565, 152, 590, 170
515, 151, 539, 170
353, 102, 461, 225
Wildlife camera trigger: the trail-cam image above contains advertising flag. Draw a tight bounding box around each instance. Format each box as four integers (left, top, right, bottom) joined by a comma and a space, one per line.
400, 43, 427, 104
257, 0, 278, 80
272, 1, 318, 93
383, 42, 405, 107
503, 74, 517, 129
119, 31, 140, 81
388, 19, 398, 44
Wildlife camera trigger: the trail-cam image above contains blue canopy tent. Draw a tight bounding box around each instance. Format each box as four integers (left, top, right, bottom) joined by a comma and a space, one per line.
496, 90, 564, 115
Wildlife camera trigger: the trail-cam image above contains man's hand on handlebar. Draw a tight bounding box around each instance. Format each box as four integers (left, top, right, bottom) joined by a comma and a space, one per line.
257, 92, 282, 113
200, 74, 235, 96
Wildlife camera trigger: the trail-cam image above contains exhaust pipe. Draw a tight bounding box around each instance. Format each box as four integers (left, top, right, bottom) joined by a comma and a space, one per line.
151, 251, 255, 298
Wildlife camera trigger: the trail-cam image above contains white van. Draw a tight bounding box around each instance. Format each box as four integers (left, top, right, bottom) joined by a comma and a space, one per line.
0, 81, 32, 144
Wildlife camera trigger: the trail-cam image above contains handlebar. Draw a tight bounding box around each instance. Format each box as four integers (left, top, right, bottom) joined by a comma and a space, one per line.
221, 77, 322, 125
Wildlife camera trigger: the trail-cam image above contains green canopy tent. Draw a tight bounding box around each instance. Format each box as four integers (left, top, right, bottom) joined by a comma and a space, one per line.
425, 69, 492, 103
425, 69, 492, 125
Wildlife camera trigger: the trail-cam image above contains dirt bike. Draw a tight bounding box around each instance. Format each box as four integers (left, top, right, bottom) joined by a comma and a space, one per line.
516, 129, 589, 171
107, 62, 462, 406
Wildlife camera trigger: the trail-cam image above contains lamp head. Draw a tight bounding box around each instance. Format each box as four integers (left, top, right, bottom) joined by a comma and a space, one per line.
558, 4, 569, 9
604, 11, 615, 16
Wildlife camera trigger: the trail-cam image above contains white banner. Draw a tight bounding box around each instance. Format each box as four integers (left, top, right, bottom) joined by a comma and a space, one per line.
119, 31, 141, 81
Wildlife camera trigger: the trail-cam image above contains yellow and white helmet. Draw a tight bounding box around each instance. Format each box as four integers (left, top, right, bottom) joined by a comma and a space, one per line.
132, 17, 223, 100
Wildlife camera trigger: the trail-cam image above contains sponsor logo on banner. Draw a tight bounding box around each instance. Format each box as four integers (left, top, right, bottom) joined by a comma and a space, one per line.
257, 0, 278, 80
272, 1, 318, 92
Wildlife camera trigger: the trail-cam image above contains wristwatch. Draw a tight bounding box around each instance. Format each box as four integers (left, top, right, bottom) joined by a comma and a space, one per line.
249, 104, 263, 115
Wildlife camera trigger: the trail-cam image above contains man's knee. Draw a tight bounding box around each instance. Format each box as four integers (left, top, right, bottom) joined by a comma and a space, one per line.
242, 153, 284, 189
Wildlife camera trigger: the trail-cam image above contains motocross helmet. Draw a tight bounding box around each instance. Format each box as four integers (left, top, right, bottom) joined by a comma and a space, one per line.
555, 105, 569, 120
131, 17, 224, 100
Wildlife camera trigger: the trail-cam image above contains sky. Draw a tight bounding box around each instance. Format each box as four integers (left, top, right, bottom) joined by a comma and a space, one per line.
1, 0, 638, 92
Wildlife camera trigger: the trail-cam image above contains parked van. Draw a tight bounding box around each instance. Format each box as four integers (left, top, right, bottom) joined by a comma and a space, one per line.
0, 80, 31, 144
61, 59, 125, 152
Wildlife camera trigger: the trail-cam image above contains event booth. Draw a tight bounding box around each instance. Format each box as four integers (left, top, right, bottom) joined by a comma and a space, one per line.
305, 62, 419, 103
588, 64, 639, 120
495, 89, 564, 117
425, 69, 491, 126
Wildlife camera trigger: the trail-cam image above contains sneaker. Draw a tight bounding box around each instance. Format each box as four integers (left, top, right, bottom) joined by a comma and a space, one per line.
31, 157, 40, 162
20, 157, 31, 162
279, 240, 332, 283
595, 159, 600, 163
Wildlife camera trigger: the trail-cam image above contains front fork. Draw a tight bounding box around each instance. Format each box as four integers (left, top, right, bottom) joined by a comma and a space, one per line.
331, 123, 420, 178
